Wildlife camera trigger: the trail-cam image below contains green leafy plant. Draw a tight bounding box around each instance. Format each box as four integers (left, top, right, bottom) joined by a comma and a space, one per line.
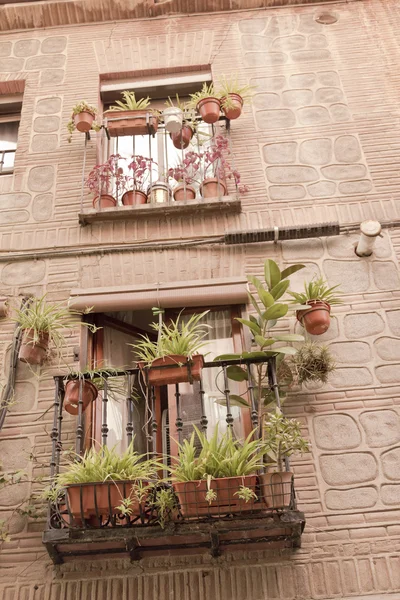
66, 100, 101, 142
150, 486, 178, 528
289, 342, 336, 385
188, 82, 218, 108
64, 367, 129, 403
263, 408, 309, 472
288, 277, 342, 306
129, 310, 210, 366
108, 91, 151, 111
216, 74, 255, 110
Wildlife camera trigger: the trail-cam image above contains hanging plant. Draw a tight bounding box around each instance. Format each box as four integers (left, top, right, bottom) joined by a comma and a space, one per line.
67, 101, 101, 142
216, 75, 256, 120
289, 277, 342, 336
289, 341, 336, 385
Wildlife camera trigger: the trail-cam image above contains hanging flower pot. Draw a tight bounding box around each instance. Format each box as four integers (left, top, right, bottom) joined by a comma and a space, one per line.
171, 125, 193, 149
200, 178, 227, 198
163, 107, 183, 133
73, 111, 95, 133
19, 329, 49, 365
297, 300, 331, 335
122, 190, 147, 205
93, 195, 117, 209
196, 97, 221, 124
64, 379, 98, 416
140, 354, 204, 387
260, 472, 293, 509
173, 184, 196, 201
220, 93, 244, 120
66, 481, 145, 518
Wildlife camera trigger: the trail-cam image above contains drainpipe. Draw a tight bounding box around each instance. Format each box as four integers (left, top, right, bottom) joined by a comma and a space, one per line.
355, 220, 382, 257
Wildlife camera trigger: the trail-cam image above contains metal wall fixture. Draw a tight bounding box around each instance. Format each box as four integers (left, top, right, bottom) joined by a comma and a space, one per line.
355, 220, 382, 257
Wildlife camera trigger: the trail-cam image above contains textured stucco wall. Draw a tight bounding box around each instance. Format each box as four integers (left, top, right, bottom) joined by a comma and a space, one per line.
1, 0, 400, 598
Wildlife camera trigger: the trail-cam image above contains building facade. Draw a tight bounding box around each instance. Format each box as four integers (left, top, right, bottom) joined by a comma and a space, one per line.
1, 0, 400, 598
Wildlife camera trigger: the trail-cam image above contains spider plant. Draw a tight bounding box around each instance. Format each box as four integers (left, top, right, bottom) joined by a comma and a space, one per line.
216, 75, 255, 99
188, 82, 218, 108
289, 341, 336, 384
288, 277, 342, 306
107, 91, 151, 111
64, 367, 128, 403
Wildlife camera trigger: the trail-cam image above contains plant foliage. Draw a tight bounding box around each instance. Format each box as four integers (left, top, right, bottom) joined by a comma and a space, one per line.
263, 408, 309, 471
289, 342, 336, 384
188, 82, 218, 108
288, 277, 342, 306
108, 91, 151, 111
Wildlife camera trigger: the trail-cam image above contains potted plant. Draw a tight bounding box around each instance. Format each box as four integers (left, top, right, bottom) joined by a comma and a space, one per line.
129, 310, 210, 386
122, 155, 155, 205
165, 96, 197, 149
104, 91, 159, 137
261, 409, 309, 509
189, 82, 221, 124
289, 341, 336, 385
12, 296, 97, 366
170, 426, 265, 517
63, 367, 125, 416
168, 151, 201, 201
47, 444, 161, 519
217, 75, 255, 120
201, 135, 248, 198
289, 278, 342, 335
85, 154, 123, 209
66, 101, 101, 142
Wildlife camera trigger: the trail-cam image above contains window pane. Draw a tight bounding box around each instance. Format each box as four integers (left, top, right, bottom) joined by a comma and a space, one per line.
0, 120, 18, 149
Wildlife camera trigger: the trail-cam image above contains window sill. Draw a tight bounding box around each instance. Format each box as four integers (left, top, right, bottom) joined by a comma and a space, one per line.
78, 196, 241, 225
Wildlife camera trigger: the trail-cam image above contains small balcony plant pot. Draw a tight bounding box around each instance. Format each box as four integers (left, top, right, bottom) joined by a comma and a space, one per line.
141, 354, 204, 387
64, 379, 98, 416
93, 195, 117, 209
104, 110, 159, 137
148, 181, 171, 204
171, 125, 193, 149
163, 107, 183, 134
196, 97, 221, 124
260, 472, 293, 509
297, 300, 331, 335
65, 481, 144, 518
122, 190, 147, 205
173, 184, 196, 201
73, 111, 95, 133
200, 178, 227, 198
174, 475, 257, 518
221, 93, 244, 120
19, 329, 49, 365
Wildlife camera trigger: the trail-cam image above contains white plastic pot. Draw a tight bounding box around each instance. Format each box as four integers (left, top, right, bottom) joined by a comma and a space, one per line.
163, 107, 183, 134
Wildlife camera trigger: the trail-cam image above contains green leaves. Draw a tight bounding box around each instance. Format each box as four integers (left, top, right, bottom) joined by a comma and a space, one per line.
274, 334, 304, 342
216, 394, 250, 407
226, 365, 248, 381
236, 318, 261, 336
264, 260, 281, 290
263, 303, 288, 321
280, 264, 305, 280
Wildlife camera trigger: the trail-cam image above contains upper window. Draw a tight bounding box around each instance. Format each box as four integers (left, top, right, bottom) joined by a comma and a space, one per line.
0, 93, 22, 176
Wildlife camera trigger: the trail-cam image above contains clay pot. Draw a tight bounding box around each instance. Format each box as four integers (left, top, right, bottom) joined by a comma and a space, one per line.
64, 379, 98, 416
200, 178, 227, 198
173, 184, 196, 201
122, 190, 147, 205
174, 475, 257, 518
19, 329, 49, 365
0, 298, 9, 318
66, 481, 145, 518
103, 110, 159, 137
93, 195, 117, 209
171, 125, 193, 150
260, 472, 293, 509
141, 354, 204, 386
196, 97, 221, 124
221, 93, 244, 120
73, 111, 95, 133
297, 300, 331, 335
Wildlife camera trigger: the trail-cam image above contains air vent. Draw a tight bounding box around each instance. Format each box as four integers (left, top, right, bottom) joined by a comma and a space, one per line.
224, 222, 340, 245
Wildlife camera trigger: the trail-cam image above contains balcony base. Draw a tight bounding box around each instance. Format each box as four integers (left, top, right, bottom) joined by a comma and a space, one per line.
78, 196, 241, 225
43, 510, 305, 564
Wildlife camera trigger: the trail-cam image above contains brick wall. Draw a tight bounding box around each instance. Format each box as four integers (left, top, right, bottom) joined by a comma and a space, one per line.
1, 1, 400, 598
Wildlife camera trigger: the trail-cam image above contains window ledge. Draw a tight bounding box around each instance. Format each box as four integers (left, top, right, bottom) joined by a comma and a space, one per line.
78, 196, 241, 225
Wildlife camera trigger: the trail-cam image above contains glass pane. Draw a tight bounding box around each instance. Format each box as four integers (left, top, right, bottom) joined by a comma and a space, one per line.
0, 121, 18, 173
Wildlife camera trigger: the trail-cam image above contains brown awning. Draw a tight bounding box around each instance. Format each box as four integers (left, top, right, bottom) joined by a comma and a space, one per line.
69, 278, 248, 313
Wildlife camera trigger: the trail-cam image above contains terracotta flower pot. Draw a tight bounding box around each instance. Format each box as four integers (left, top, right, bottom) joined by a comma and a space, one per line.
64, 379, 99, 416
173, 184, 196, 201
122, 190, 147, 205
103, 110, 159, 137
196, 97, 221, 124
171, 125, 193, 149
260, 472, 293, 509
174, 475, 257, 518
93, 195, 117, 209
200, 178, 227, 198
297, 300, 331, 335
221, 93, 244, 120
19, 329, 49, 365
73, 111, 95, 133
66, 481, 145, 518
140, 354, 204, 386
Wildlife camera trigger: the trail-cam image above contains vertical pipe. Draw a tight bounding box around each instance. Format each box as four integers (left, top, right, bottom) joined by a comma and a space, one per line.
50, 378, 61, 480
80, 134, 88, 212
174, 383, 183, 445
75, 378, 84, 455
199, 377, 208, 433
148, 134, 153, 200
222, 364, 233, 429
55, 379, 65, 476
126, 373, 134, 447
101, 378, 109, 447
246, 364, 258, 436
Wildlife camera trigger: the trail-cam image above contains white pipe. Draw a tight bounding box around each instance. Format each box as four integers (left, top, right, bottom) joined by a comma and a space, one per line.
355, 220, 382, 257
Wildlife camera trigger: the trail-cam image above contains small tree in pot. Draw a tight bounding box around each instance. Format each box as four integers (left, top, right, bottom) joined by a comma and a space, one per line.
201, 135, 248, 198
289, 277, 342, 335
168, 151, 202, 201
85, 154, 125, 209
122, 155, 156, 205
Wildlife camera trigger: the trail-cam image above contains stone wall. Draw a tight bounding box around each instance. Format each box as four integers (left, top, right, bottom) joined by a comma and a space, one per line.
1, 0, 400, 598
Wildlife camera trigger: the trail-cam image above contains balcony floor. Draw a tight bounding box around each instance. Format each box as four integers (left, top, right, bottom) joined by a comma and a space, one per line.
43, 510, 305, 564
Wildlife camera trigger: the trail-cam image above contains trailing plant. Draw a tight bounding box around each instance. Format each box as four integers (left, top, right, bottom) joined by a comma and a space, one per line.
289, 341, 336, 385
263, 408, 309, 472
150, 486, 178, 528
107, 91, 151, 111
188, 82, 218, 108
129, 310, 210, 366
66, 101, 101, 142
288, 277, 342, 306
